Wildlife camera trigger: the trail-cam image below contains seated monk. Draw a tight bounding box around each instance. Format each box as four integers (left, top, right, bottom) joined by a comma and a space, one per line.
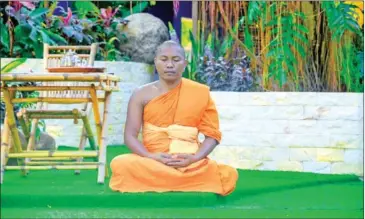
109, 40, 238, 196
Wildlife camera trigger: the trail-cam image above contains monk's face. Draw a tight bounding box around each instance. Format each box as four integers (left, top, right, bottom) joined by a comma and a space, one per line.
154, 46, 187, 82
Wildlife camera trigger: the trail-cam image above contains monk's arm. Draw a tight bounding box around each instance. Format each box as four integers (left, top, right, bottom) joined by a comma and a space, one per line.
193, 136, 218, 161
124, 89, 151, 158
195, 93, 222, 161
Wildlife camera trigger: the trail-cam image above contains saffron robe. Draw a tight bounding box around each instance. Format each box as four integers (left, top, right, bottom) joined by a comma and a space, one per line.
109, 78, 238, 196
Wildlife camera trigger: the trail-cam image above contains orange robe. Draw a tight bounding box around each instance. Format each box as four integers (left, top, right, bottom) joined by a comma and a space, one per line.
109, 78, 238, 196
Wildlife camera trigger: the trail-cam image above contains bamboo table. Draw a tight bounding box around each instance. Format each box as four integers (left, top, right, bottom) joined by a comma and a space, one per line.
0, 73, 120, 184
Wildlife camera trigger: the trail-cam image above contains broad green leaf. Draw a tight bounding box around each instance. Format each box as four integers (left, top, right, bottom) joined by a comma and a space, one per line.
33, 42, 43, 58
286, 60, 296, 74
283, 44, 295, 59
44, 30, 68, 45
29, 8, 49, 19
248, 1, 260, 24
296, 44, 306, 58
296, 24, 309, 34
132, 1, 149, 14
39, 30, 56, 45
266, 47, 282, 58
292, 31, 309, 45
1, 58, 27, 74
244, 25, 254, 53
29, 27, 38, 42
0, 23, 9, 50
75, 1, 99, 18
14, 24, 32, 41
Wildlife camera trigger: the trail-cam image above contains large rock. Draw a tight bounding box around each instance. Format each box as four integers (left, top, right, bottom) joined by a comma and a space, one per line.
1, 128, 56, 165
117, 13, 170, 64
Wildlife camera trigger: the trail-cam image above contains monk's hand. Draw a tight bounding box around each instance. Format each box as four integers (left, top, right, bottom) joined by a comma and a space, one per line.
148, 153, 173, 165
166, 154, 198, 168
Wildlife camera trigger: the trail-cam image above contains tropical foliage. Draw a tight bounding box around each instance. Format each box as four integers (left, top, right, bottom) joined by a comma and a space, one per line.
0, 0, 151, 61
187, 1, 364, 92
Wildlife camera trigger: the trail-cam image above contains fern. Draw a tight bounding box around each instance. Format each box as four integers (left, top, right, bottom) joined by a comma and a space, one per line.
321, 1, 362, 41
266, 8, 309, 88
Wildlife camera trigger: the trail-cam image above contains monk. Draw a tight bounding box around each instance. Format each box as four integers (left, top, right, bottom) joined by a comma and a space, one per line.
109, 40, 238, 196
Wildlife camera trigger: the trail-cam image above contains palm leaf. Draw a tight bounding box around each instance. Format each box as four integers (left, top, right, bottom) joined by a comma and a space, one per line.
1, 58, 27, 74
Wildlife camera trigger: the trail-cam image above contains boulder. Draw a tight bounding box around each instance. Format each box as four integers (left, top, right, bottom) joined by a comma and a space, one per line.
1, 128, 56, 166
117, 13, 170, 64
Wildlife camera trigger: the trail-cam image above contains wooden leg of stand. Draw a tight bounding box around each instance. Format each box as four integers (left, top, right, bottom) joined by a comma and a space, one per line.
1, 117, 10, 184
97, 91, 111, 184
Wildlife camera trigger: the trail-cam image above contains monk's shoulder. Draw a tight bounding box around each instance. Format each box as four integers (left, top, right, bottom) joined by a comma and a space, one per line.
183, 78, 210, 93
131, 82, 156, 101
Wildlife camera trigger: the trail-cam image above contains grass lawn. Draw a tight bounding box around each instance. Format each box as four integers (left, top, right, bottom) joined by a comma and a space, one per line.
1, 146, 363, 218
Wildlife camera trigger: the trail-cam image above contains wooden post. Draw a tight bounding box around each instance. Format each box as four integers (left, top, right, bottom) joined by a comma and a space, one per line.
43, 43, 49, 69
2, 88, 27, 175
97, 91, 111, 184
88, 43, 98, 66
1, 116, 10, 184
89, 85, 102, 146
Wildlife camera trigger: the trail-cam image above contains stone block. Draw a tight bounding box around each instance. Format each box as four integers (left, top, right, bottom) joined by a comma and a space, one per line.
235, 159, 264, 170
216, 106, 247, 121
107, 134, 124, 145
317, 148, 344, 162
253, 147, 289, 161
246, 106, 304, 120
303, 106, 361, 120
331, 163, 363, 176
211, 92, 240, 106
290, 148, 317, 161
259, 161, 277, 171
316, 93, 362, 106
236, 146, 256, 160
272, 92, 317, 106
238, 93, 273, 106
288, 120, 320, 134
302, 161, 331, 174
277, 161, 303, 172
330, 135, 363, 149
318, 121, 362, 135
279, 134, 330, 148
236, 120, 290, 134
220, 133, 278, 147
344, 149, 363, 164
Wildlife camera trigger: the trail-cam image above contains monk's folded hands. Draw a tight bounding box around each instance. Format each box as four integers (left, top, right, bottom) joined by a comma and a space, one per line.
166, 153, 198, 168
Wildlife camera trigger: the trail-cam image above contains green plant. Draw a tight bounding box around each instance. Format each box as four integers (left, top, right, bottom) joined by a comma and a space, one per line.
0, 0, 153, 61
192, 1, 364, 92
265, 2, 309, 89
1, 1, 68, 58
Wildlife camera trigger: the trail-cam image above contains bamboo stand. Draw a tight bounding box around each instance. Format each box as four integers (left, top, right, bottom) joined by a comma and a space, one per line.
0, 73, 120, 184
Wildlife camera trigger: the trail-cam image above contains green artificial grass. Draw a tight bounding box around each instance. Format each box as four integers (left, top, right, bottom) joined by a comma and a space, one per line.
1, 146, 363, 218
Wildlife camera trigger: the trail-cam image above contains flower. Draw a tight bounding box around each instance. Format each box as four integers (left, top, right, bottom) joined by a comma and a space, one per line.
59, 7, 72, 26
100, 6, 120, 27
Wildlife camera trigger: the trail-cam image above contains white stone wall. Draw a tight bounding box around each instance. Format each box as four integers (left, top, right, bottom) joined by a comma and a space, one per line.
208, 92, 364, 176
1, 58, 363, 176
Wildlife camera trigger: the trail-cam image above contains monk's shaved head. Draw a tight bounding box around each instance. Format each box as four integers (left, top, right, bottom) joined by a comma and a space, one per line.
155, 40, 186, 58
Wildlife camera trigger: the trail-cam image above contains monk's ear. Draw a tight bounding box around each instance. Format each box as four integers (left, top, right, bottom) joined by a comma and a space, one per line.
184, 59, 188, 67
